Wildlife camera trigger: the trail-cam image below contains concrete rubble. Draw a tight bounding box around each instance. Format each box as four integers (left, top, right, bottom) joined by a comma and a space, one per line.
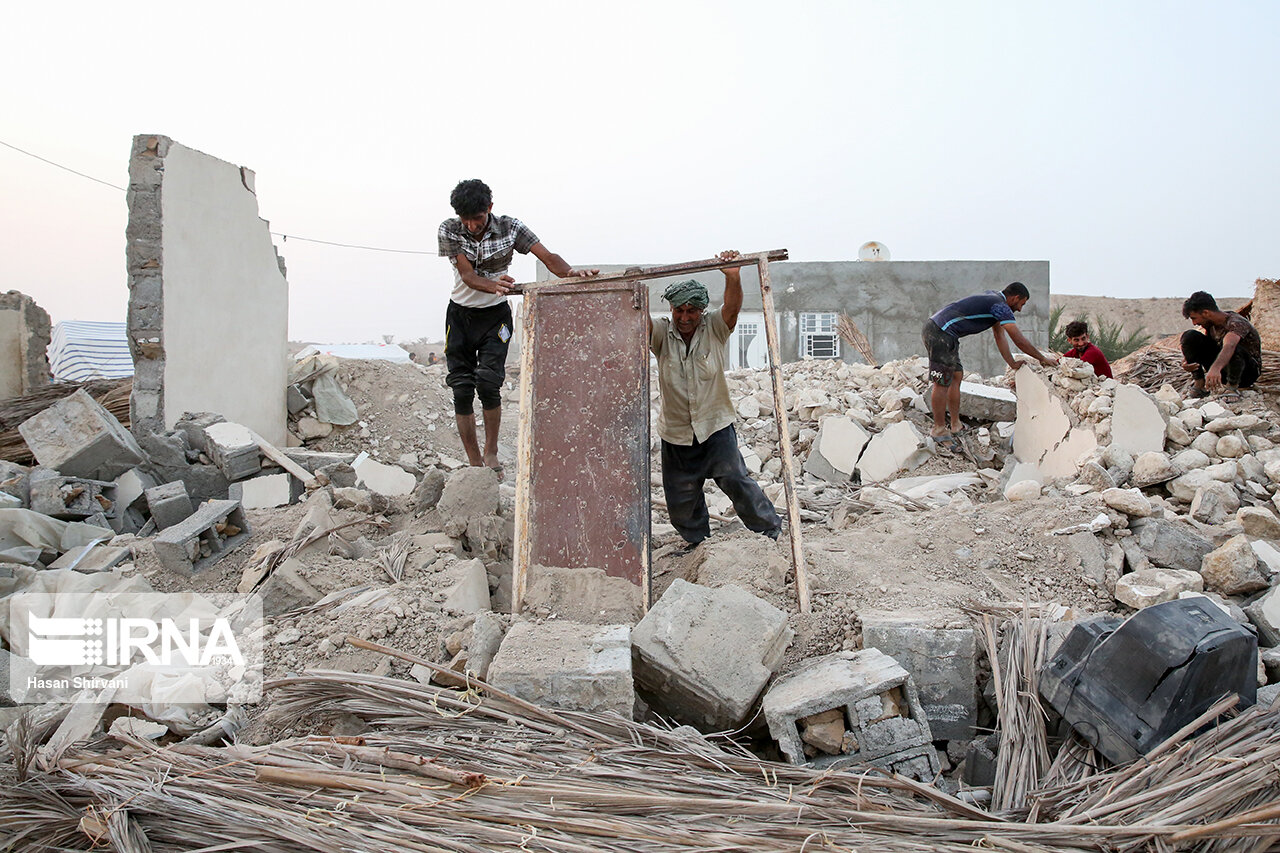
3, 325, 1280, 833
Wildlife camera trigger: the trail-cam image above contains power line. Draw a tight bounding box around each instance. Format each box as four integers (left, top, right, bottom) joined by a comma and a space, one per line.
1, 137, 432, 255
0, 139, 126, 191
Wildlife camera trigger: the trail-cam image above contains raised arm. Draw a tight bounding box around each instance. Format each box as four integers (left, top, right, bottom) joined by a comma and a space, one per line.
719, 250, 744, 331
530, 243, 598, 279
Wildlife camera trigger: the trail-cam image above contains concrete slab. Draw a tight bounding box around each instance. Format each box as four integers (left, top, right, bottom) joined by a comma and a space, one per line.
1111, 384, 1166, 457
632, 578, 793, 731
1012, 367, 1095, 478
860, 616, 977, 741
48, 544, 130, 572
855, 421, 931, 484
803, 416, 869, 483
487, 621, 634, 718
18, 389, 145, 480
956, 382, 1017, 422
229, 472, 298, 509
354, 456, 417, 497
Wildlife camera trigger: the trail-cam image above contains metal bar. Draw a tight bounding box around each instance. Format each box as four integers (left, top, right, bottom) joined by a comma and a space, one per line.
509, 249, 788, 293
511, 292, 538, 614
757, 256, 810, 613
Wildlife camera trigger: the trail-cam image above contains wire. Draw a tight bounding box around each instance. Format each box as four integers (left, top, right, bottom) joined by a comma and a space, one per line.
0, 139, 126, 191
1, 137, 432, 255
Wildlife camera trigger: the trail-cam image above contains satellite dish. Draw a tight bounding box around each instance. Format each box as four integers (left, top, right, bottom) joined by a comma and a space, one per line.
858, 241, 890, 261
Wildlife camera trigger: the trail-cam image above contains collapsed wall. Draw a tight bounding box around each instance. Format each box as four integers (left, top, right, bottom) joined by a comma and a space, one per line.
0, 290, 53, 398
126, 135, 289, 445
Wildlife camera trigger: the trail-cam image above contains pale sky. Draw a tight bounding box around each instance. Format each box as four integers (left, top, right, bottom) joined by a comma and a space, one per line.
3, 1, 1277, 344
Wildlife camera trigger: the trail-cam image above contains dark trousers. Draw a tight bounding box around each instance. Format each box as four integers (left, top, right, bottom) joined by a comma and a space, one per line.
1180, 329, 1260, 388
445, 300, 513, 414
661, 425, 782, 545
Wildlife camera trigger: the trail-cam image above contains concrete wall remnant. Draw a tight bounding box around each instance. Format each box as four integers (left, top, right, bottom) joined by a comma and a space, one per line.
126, 135, 288, 445
0, 291, 53, 398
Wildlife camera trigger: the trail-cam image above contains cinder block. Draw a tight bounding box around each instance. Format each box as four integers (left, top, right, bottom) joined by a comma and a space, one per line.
153, 499, 250, 576
487, 621, 634, 718
632, 579, 793, 732
860, 616, 977, 741
254, 557, 323, 615
762, 649, 936, 773
203, 422, 262, 482
287, 384, 311, 414
18, 389, 145, 480
146, 480, 194, 530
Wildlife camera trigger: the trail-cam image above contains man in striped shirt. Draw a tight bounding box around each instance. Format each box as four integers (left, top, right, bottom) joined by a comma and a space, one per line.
438, 179, 596, 474
922, 282, 1058, 441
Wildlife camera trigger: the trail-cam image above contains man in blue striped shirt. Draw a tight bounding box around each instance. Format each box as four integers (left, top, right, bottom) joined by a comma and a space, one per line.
922, 282, 1058, 440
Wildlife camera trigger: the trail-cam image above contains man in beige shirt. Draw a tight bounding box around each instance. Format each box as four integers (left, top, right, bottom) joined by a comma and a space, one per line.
650, 251, 781, 546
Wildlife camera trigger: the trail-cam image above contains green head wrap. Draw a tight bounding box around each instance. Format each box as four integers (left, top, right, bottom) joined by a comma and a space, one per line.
662, 279, 709, 309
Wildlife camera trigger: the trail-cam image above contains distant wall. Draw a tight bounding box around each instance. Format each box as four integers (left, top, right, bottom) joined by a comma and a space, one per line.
126, 135, 288, 444
537, 259, 1050, 377
0, 290, 53, 398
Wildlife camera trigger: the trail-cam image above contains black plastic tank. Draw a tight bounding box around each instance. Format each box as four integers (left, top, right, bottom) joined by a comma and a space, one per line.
1040, 598, 1257, 765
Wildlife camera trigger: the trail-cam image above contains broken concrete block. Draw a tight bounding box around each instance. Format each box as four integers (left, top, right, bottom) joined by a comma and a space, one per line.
1200, 534, 1268, 596
153, 499, 250, 576
254, 557, 324, 616
1132, 452, 1176, 487
1239, 507, 1280, 541
1114, 567, 1204, 609
761, 649, 938, 780
856, 421, 930, 484
1130, 518, 1214, 573
1245, 586, 1280, 647
333, 487, 389, 515
229, 472, 300, 509
956, 382, 1017, 422
145, 480, 194, 530
487, 621, 634, 718
1190, 481, 1240, 525
113, 467, 156, 514
804, 416, 869, 483
1110, 384, 1166, 457
412, 467, 447, 511
203, 422, 263, 481
1102, 488, 1153, 518
295, 417, 333, 441
632, 578, 793, 731
860, 617, 976, 741
525, 565, 642, 624
18, 389, 145, 480
48, 544, 130, 572
28, 468, 117, 522
286, 383, 311, 414
440, 557, 491, 613
353, 456, 416, 497
1012, 367, 1097, 478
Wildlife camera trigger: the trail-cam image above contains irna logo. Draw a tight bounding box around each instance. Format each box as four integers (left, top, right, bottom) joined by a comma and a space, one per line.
26, 614, 244, 668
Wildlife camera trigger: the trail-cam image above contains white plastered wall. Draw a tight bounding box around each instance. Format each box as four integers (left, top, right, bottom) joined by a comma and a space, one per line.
159, 143, 287, 444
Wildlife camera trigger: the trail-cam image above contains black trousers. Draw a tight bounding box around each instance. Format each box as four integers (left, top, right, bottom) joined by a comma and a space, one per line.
1180, 329, 1260, 388
661, 425, 782, 545
445, 300, 513, 415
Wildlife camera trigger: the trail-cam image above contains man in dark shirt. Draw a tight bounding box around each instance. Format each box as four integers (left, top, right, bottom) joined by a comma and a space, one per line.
1180, 290, 1262, 397
438, 179, 596, 473
1062, 320, 1113, 379
922, 282, 1058, 440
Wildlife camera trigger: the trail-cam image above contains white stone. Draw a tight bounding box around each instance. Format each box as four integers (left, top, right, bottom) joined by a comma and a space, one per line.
1005, 480, 1042, 502
1132, 452, 1176, 486
1111, 384, 1167, 456
1200, 534, 1267, 596
736, 397, 761, 419
1102, 488, 1153, 517
1199, 401, 1229, 419
805, 416, 870, 482
1205, 461, 1239, 482
1179, 407, 1205, 429
855, 421, 930, 484
1191, 432, 1221, 458
1253, 540, 1280, 576
1171, 448, 1211, 473
296, 416, 333, 440
1167, 469, 1214, 502
1165, 418, 1193, 446
354, 457, 417, 496
1115, 568, 1203, 609
1216, 434, 1248, 459
441, 558, 492, 613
